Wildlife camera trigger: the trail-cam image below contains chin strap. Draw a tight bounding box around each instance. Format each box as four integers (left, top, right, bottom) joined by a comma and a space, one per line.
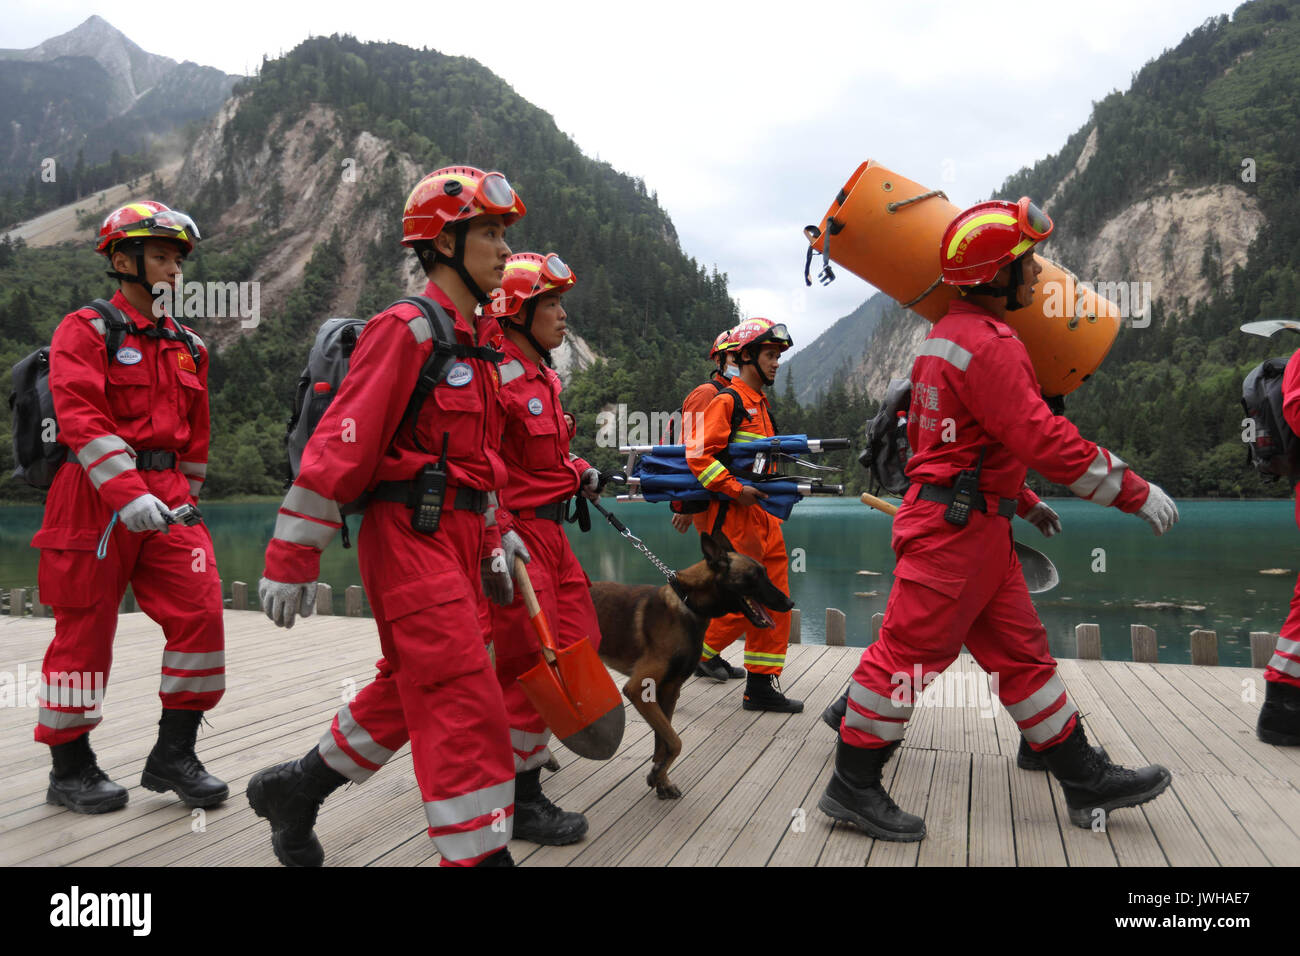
105, 244, 161, 300
433, 222, 492, 307
505, 299, 553, 367
971, 256, 1029, 312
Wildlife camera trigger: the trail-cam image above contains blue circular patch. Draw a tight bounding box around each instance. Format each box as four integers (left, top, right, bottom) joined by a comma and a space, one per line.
115, 347, 143, 365
527, 397, 544, 416
446, 362, 473, 387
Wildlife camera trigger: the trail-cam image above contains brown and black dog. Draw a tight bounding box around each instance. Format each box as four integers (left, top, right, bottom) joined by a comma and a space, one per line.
591, 533, 794, 799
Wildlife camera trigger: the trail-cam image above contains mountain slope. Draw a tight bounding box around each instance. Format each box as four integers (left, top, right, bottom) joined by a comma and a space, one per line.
775, 294, 890, 404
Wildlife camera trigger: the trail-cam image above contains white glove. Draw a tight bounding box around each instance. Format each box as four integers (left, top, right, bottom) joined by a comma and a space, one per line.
1025, 502, 1062, 538
120, 493, 172, 534
1136, 483, 1179, 537
259, 576, 318, 629
580, 467, 601, 500
502, 530, 531, 569
482, 531, 531, 607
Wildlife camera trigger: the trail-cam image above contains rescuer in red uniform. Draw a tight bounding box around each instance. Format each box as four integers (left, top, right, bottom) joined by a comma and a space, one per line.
249, 167, 530, 867
34, 201, 227, 813
1258, 351, 1300, 744
820, 197, 1180, 841
687, 318, 802, 710
486, 250, 602, 844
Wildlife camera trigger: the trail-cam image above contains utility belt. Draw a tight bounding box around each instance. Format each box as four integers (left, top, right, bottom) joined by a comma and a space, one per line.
911, 447, 1014, 526
136, 449, 178, 471
370, 480, 490, 514
512, 501, 567, 523
915, 483, 1017, 519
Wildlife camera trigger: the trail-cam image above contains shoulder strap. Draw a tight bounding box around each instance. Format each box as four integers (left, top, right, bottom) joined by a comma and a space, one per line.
720, 386, 746, 439
87, 299, 130, 360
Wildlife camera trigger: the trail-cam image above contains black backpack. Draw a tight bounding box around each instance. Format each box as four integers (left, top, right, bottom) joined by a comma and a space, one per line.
1242, 356, 1300, 481
284, 295, 501, 515
8, 299, 199, 490
859, 377, 913, 495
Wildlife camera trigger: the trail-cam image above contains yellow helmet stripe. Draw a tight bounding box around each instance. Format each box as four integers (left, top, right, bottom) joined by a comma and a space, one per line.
1009, 238, 1037, 258
945, 213, 1018, 260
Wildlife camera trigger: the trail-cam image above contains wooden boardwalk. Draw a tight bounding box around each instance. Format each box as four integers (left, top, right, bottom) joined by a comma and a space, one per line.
2, 611, 1298, 867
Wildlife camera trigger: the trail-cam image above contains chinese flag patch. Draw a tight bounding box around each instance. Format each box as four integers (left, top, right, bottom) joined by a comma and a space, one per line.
177, 351, 197, 373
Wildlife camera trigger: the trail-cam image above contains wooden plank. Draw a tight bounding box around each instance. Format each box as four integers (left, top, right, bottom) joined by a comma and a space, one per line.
968, 753, 1015, 866
1131, 663, 1264, 780
813, 744, 905, 868
1190, 629, 1219, 667
825, 608, 846, 646
1208, 772, 1300, 866
1131, 624, 1157, 664
1007, 758, 1067, 866
1250, 632, 1276, 670
866, 748, 935, 867
1170, 773, 1269, 866
915, 750, 970, 867
1076, 623, 1101, 660
719, 737, 835, 866
1091, 661, 1223, 775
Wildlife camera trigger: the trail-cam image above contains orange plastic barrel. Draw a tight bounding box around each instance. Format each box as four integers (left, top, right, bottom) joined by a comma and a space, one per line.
805, 160, 1121, 397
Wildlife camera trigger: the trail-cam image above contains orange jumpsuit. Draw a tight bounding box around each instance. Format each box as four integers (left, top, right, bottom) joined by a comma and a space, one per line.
687, 378, 790, 674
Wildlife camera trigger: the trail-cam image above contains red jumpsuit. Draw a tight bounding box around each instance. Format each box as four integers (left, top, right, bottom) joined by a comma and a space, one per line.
841, 301, 1151, 751
489, 338, 602, 772
33, 291, 224, 746
687, 378, 791, 674
1266, 349, 1300, 689
263, 282, 514, 867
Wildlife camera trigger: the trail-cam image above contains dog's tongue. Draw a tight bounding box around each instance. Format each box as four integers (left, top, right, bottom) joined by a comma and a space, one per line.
745, 596, 775, 628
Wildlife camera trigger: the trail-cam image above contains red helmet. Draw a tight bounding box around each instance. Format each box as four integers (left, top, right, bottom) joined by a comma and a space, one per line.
731, 317, 793, 356
401, 166, 525, 245
97, 201, 200, 256
709, 327, 738, 362
940, 197, 1053, 286
490, 252, 576, 319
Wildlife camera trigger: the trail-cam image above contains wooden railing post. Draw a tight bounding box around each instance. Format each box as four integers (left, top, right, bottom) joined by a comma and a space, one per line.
1075, 623, 1101, 660
825, 608, 846, 646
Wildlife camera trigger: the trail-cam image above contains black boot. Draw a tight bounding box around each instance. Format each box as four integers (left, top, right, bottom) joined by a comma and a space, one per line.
512, 767, 588, 846
47, 735, 128, 814
694, 654, 745, 681
1042, 721, 1171, 828
247, 746, 347, 867
1017, 735, 1108, 771
818, 740, 925, 841
1257, 679, 1300, 746
822, 686, 849, 731
743, 673, 803, 713
141, 708, 229, 807
475, 848, 515, 867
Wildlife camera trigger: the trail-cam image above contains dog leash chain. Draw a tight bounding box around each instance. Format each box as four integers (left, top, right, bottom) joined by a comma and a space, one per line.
589, 496, 679, 584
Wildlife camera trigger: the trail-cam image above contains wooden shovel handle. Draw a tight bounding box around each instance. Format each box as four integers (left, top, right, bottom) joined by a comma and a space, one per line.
513, 555, 557, 663
860, 491, 900, 517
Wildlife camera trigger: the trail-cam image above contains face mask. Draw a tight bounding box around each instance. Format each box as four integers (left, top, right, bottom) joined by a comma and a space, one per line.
723, 364, 740, 379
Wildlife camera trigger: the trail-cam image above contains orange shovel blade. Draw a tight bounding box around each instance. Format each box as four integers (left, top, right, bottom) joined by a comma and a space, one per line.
518, 637, 625, 760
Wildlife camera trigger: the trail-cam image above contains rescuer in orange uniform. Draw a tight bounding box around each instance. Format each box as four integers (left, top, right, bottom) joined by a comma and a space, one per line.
686, 318, 801, 710
249, 167, 528, 867
820, 197, 1178, 842
486, 250, 602, 844
34, 201, 227, 814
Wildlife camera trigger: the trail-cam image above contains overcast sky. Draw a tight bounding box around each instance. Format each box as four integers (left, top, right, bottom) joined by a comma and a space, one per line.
4, 0, 1237, 354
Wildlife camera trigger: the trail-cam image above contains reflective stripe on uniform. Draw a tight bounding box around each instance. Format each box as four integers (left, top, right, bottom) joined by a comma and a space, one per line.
405, 312, 433, 344
515, 748, 553, 772
432, 822, 511, 864
498, 359, 526, 385
734, 431, 766, 442
744, 650, 786, 668
849, 681, 914, 721
77, 435, 131, 469
424, 780, 513, 834
88, 316, 107, 336
179, 460, 207, 479
162, 650, 225, 671
1003, 673, 1067, 722
1068, 449, 1130, 506
187, 479, 203, 497
1269, 652, 1300, 679
159, 673, 225, 695
87, 452, 136, 490
273, 512, 338, 549
699, 461, 726, 487
37, 707, 102, 730
1020, 699, 1078, 744
843, 707, 907, 741
283, 485, 342, 524
1276, 636, 1300, 658
700, 645, 721, 660
510, 728, 551, 755
916, 338, 973, 372
333, 704, 397, 766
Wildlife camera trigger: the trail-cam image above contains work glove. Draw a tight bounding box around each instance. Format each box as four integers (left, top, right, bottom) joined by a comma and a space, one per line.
120, 493, 172, 534
580, 467, 601, 501
259, 577, 318, 629
482, 530, 531, 607
1025, 502, 1062, 538
1136, 483, 1179, 537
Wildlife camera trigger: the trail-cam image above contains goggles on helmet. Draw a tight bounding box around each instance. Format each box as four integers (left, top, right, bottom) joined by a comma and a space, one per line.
1017, 197, 1053, 241
460, 172, 519, 216
539, 253, 571, 284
